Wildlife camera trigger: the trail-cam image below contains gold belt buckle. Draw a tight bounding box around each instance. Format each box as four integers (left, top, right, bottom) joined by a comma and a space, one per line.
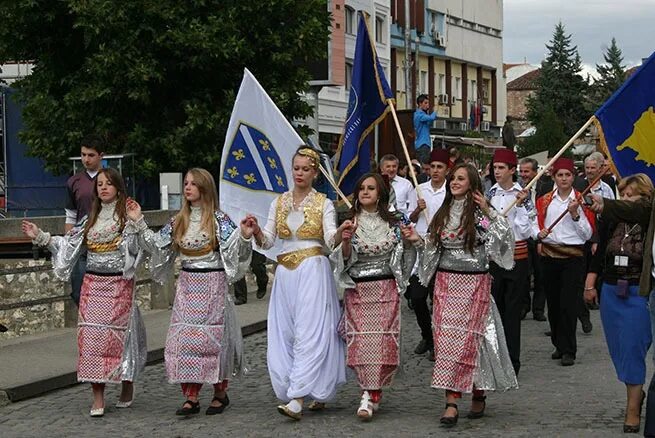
277, 247, 323, 270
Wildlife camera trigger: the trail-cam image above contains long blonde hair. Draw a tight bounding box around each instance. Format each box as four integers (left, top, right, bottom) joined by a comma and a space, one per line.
172, 168, 219, 250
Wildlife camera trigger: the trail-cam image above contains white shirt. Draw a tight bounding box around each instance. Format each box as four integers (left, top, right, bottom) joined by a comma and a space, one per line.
408, 180, 447, 236
488, 182, 536, 241
390, 175, 414, 217
541, 189, 592, 245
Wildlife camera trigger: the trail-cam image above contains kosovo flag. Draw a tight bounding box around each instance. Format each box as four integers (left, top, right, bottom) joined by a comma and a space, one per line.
333, 12, 394, 196
594, 51, 655, 181
222, 122, 289, 193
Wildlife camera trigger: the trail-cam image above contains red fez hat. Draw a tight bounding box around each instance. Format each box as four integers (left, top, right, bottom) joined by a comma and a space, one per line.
492, 149, 518, 166
552, 157, 575, 173
429, 149, 450, 165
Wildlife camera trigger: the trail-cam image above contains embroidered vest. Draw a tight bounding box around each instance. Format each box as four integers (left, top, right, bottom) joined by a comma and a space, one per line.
536, 190, 596, 233
275, 192, 326, 240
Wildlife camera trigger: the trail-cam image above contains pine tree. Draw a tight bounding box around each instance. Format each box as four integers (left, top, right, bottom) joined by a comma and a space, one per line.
527, 22, 589, 138
590, 38, 626, 107
518, 106, 568, 158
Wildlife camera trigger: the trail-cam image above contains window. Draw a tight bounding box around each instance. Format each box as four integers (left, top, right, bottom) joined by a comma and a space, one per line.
483, 78, 491, 104
454, 77, 461, 99
375, 16, 384, 43
345, 6, 355, 35
345, 61, 353, 89
438, 74, 446, 95
470, 80, 477, 101
419, 71, 428, 94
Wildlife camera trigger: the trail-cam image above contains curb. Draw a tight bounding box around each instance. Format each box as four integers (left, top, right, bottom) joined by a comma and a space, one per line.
0, 319, 267, 404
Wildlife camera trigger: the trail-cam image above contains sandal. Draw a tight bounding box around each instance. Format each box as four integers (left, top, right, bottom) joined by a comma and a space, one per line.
206, 394, 230, 415
175, 399, 200, 416
357, 391, 374, 420
467, 395, 486, 419
440, 402, 458, 427
623, 390, 646, 433
307, 401, 326, 411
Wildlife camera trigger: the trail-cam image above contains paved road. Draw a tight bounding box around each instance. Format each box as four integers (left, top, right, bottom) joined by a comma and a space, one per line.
0, 306, 647, 437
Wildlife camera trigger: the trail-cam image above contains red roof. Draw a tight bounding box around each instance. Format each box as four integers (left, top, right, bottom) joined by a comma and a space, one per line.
507, 69, 540, 90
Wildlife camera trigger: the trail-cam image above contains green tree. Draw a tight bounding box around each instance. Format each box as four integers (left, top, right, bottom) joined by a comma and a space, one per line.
527, 22, 589, 137
518, 106, 568, 158
588, 37, 626, 109
0, 1, 330, 176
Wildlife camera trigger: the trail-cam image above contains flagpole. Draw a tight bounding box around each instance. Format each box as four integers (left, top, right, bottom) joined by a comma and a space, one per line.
386, 99, 430, 222
501, 115, 595, 217
318, 163, 353, 209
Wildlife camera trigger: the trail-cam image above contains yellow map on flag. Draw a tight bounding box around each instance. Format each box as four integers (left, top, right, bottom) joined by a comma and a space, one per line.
617, 106, 655, 167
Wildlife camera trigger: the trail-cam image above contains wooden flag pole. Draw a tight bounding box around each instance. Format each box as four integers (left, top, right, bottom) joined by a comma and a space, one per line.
318, 163, 352, 209
501, 115, 596, 217
387, 99, 430, 222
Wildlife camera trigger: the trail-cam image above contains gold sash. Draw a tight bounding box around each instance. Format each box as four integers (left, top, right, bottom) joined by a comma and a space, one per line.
179, 244, 213, 257
540, 243, 584, 259
86, 235, 121, 253
276, 246, 324, 270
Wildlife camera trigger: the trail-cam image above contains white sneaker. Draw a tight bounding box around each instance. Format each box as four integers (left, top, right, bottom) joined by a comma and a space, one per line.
357, 391, 373, 420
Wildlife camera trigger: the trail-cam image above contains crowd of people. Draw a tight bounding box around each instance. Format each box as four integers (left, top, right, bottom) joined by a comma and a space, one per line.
18, 127, 655, 435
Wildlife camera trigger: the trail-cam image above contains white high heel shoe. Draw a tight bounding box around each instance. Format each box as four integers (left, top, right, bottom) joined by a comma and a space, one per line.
116, 385, 135, 408
90, 407, 105, 417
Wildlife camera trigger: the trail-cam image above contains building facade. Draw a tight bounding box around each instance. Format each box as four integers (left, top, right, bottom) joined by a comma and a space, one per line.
390, 0, 505, 137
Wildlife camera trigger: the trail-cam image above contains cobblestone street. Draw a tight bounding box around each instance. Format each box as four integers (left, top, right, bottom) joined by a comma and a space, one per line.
0, 306, 646, 437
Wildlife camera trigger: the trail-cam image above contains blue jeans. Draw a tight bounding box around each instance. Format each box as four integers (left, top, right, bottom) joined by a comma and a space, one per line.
415, 145, 431, 165
644, 289, 655, 436
70, 255, 87, 306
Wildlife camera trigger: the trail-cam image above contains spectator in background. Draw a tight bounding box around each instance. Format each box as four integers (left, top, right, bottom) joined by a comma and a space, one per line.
448, 147, 463, 169
233, 251, 269, 305
65, 134, 105, 306
413, 94, 437, 165
379, 154, 414, 217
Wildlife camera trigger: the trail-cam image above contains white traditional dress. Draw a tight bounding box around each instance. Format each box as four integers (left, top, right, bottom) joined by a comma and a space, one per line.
331, 210, 408, 390
135, 207, 251, 384
258, 189, 346, 402
33, 200, 146, 383
416, 199, 519, 393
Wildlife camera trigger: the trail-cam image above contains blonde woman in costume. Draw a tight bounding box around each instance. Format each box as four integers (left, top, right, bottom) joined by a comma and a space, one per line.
332, 173, 409, 420
403, 163, 518, 428
246, 147, 348, 420
127, 168, 253, 416
22, 168, 144, 417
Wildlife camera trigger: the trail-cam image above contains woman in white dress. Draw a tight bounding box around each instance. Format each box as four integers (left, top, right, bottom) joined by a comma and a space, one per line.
246, 147, 348, 420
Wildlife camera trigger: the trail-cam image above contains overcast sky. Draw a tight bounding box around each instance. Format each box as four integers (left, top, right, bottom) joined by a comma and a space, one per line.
504, 0, 654, 76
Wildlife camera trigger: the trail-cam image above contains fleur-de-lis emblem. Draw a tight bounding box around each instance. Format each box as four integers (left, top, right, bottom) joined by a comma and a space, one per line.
259, 139, 271, 151
232, 149, 245, 160
275, 175, 284, 187
227, 167, 239, 178
267, 157, 278, 169
244, 173, 257, 185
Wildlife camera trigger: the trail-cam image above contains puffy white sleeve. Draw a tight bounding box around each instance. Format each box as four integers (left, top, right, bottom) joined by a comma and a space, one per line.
322, 199, 338, 250
257, 199, 278, 250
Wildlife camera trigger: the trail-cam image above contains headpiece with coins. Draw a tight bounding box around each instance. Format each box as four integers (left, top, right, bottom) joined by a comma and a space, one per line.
296, 147, 320, 170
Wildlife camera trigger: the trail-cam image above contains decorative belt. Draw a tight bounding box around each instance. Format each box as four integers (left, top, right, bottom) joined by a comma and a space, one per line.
514, 240, 529, 261
85, 270, 122, 277
353, 274, 395, 283
277, 246, 323, 270
86, 236, 121, 253
181, 267, 225, 273
179, 245, 213, 257
541, 243, 584, 259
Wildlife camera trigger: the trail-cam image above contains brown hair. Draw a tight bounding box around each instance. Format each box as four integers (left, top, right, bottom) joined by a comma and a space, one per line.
347, 173, 399, 225
172, 168, 219, 250
617, 173, 654, 201
428, 163, 483, 253
84, 168, 127, 238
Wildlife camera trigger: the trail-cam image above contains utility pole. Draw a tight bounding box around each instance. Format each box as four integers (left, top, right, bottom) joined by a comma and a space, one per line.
402, 0, 412, 109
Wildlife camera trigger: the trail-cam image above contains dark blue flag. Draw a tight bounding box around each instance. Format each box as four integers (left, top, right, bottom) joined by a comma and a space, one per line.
334, 12, 394, 196
594, 51, 655, 181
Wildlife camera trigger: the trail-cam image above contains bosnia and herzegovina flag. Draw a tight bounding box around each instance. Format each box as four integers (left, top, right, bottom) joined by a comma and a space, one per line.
333, 12, 394, 196
594, 51, 655, 181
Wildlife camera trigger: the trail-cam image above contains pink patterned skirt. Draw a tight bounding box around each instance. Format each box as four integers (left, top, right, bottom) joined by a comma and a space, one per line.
77, 273, 134, 383
165, 270, 228, 384
431, 271, 491, 393
344, 278, 400, 390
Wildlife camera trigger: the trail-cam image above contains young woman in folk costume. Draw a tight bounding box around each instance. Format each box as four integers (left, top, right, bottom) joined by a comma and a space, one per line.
126, 168, 254, 416
403, 163, 518, 428
331, 173, 410, 420
245, 147, 349, 420
22, 168, 144, 417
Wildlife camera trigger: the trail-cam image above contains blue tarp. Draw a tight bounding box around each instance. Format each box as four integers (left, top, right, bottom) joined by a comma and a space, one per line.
2, 86, 68, 217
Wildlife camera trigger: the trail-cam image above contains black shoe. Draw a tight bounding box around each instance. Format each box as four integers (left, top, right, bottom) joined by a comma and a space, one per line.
235, 298, 247, 306
520, 308, 529, 320
544, 330, 552, 336
176, 400, 200, 416
581, 319, 593, 333
533, 312, 547, 321
407, 298, 414, 310
561, 354, 575, 366
467, 395, 486, 419
624, 390, 646, 433
551, 349, 563, 360
440, 402, 458, 427
414, 339, 432, 355
256, 288, 267, 299
206, 394, 229, 415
